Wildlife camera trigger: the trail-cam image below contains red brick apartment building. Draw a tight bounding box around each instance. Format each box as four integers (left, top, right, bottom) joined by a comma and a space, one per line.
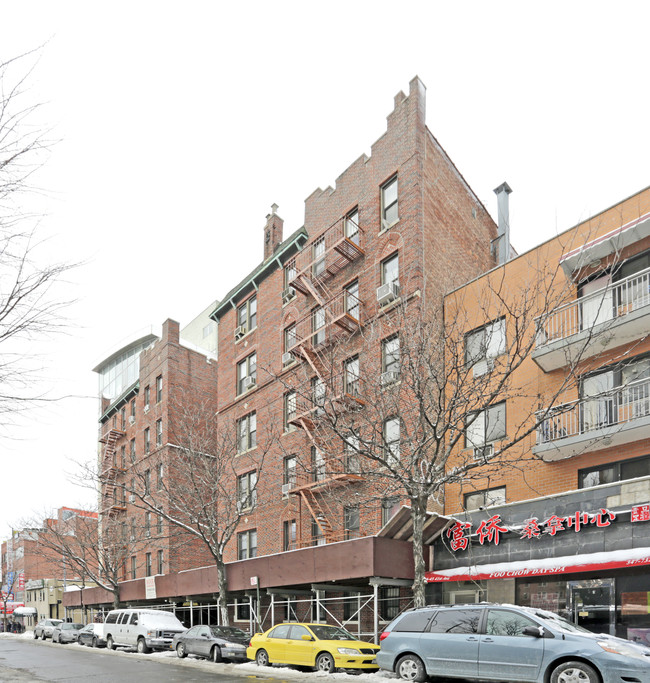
429, 187, 650, 643
65, 76, 502, 634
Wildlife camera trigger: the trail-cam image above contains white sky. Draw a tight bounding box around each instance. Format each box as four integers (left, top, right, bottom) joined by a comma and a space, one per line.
1, 1, 650, 537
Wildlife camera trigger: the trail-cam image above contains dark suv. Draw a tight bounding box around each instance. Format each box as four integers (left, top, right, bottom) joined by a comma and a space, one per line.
376, 603, 650, 683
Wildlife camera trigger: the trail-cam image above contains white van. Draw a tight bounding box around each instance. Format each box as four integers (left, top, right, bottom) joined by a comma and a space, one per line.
102, 608, 186, 653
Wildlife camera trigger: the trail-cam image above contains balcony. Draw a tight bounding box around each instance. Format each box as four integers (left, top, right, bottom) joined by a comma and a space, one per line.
287, 216, 364, 296
533, 266, 650, 372
287, 290, 362, 357
533, 377, 650, 461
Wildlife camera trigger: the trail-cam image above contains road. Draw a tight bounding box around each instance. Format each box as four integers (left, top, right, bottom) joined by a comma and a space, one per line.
0, 637, 300, 682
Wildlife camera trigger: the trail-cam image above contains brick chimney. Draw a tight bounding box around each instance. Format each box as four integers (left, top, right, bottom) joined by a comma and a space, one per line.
263, 204, 284, 260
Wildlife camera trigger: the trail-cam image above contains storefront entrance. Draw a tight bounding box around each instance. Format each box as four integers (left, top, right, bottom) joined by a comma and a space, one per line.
568, 579, 615, 635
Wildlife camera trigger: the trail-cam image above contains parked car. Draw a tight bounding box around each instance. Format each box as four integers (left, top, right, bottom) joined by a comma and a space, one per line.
173, 624, 249, 662
77, 623, 106, 648
101, 608, 185, 653
247, 622, 379, 674
52, 623, 84, 644
33, 619, 63, 640
376, 603, 650, 683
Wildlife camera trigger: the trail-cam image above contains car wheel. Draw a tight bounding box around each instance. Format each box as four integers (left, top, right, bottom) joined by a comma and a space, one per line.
211, 645, 222, 663
106, 635, 116, 650
551, 661, 599, 683
315, 652, 336, 674
78, 636, 84, 646
255, 649, 269, 667
92, 637, 98, 648
137, 638, 150, 654
33, 631, 38, 639
176, 642, 187, 659
41, 632, 46, 640
396, 654, 427, 682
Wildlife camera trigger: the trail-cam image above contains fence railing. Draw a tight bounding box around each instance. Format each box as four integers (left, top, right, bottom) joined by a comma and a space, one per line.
536, 377, 650, 444
536, 266, 650, 346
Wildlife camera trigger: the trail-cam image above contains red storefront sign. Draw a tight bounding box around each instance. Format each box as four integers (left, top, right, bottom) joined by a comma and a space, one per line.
632, 505, 650, 522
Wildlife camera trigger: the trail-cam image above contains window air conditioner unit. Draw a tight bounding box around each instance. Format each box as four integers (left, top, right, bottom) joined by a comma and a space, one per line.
243, 376, 256, 390
128, 416, 136, 425
282, 287, 295, 304
234, 325, 247, 340
143, 405, 150, 414
282, 352, 293, 366
129, 494, 135, 503
281, 483, 291, 496
236, 500, 244, 513
376, 282, 400, 306
380, 370, 399, 386
473, 444, 494, 461
472, 358, 494, 377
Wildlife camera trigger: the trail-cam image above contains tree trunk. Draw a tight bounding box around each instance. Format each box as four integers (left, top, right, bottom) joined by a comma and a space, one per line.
217, 560, 229, 626
411, 496, 427, 608
112, 587, 120, 610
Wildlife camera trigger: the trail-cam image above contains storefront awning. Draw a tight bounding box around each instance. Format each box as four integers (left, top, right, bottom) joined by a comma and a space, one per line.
426, 546, 650, 582
12, 606, 37, 616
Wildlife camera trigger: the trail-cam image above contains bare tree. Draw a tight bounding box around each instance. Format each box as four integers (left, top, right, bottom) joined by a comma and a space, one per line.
1, 566, 19, 632
0, 49, 73, 424
283, 238, 625, 607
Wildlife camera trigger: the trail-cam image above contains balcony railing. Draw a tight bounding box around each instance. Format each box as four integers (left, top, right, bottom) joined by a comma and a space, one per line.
536, 266, 650, 347
287, 216, 364, 296
287, 291, 362, 355
536, 377, 650, 445
288, 374, 364, 430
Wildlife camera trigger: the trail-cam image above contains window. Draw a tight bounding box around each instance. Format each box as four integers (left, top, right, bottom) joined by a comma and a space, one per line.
157, 549, 163, 575
156, 375, 162, 403
428, 609, 480, 634
144, 428, 150, 455
382, 335, 400, 375
344, 430, 360, 473
383, 416, 401, 462
381, 176, 398, 228
345, 280, 360, 320
344, 505, 360, 539
145, 512, 151, 537
283, 519, 297, 551
579, 454, 650, 488
120, 407, 126, 430
120, 483, 126, 506
381, 497, 401, 526
237, 529, 257, 560
284, 391, 296, 431
466, 402, 506, 448
283, 324, 297, 356
379, 586, 400, 620
464, 486, 506, 511
144, 469, 151, 496
465, 319, 506, 370
130, 399, 136, 419
311, 519, 325, 546
311, 307, 325, 346
130, 438, 136, 463
237, 296, 257, 334
345, 208, 360, 245
120, 445, 126, 469
144, 385, 150, 410
393, 610, 435, 632
283, 455, 296, 488
157, 463, 163, 490
237, 471, 257, 511
312, 376, 326, 412
312, 237, 325, 277
311, 446, 325, 482
381, 252, 399, 286
157, 512, 163, 535
486, 609, 538, 637
145, 552, 151, 577
235, 598, 257, 621
237, 412, 257, 453
344, 355, 360, 396
202, 322, 214, 338
343, 593, 359, 622
154, 419, 162, 447
284, 263, 296, 301
130, 556, 136, 580
237, 353, 257, 394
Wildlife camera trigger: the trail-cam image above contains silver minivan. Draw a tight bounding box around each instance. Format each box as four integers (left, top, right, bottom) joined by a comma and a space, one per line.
377, 604, 650, 683
102, 608, 185, 653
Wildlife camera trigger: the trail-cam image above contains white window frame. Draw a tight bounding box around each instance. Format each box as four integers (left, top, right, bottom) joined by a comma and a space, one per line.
237, 412, 257, 453
381, 176, 399, 230
466, 402, 506, 448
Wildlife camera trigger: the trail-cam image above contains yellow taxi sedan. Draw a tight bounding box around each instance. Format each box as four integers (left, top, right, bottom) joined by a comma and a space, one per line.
247, 622, 379, 674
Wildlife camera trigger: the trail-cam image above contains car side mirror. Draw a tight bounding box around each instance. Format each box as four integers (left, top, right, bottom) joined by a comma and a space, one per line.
202, 633, 209, 638
301, 634, 312, 641
522, 626, 544, 638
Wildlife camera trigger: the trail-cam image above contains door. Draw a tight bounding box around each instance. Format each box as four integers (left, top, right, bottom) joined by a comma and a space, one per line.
194, 626, 212, 657
581, 371, 614, 432
265, 623, 291, 662
479, 608, 545, 681
568, 579, 614, 635
285, 624, 315, 666
580, 274, 613, 329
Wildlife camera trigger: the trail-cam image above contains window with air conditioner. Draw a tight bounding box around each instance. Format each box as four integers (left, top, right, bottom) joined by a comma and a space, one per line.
283, 455, 296, 492
383, 416, 400, 463
465, 318, 506, 376
283, 262, 297, 303
381, 335, 400, 385
465, 402, 506, 450
237, 353, 257, 395
283, 323, 297, 361
378, 253, 400, 305
237, 296, 257, 336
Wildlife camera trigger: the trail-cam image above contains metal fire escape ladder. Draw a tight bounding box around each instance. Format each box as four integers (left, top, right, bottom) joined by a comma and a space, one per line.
99, 428, 124, 512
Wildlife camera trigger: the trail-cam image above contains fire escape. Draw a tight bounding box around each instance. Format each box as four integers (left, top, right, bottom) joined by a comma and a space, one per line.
99, 428, 126, 516
285, 214, 366, 545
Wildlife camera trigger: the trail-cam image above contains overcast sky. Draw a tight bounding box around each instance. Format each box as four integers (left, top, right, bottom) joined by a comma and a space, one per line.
1, 1, 649, 537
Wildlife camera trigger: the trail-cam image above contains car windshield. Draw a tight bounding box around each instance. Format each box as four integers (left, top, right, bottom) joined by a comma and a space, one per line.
62, 623, 84, 630
533, 611, 592, 634
210, 626, 247, 638
309, 625, 355, 641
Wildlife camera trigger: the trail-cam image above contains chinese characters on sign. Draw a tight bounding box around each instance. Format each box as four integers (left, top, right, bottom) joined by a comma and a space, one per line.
446, 508, 619, 551
632, 504, 650, 523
